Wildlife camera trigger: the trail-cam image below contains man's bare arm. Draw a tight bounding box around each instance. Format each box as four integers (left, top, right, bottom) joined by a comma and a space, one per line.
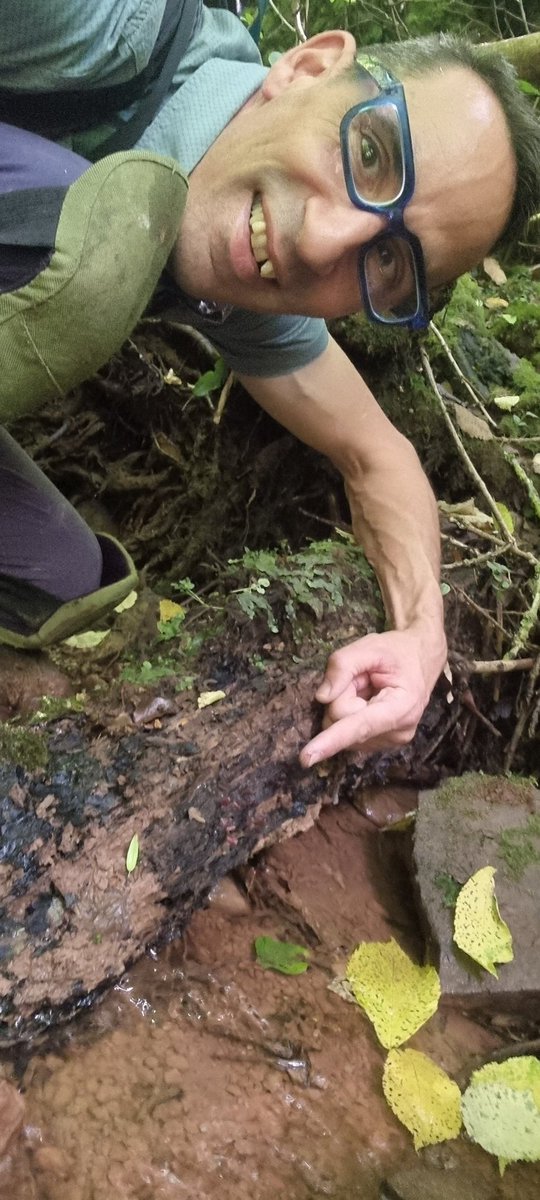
238, 334, 447, 765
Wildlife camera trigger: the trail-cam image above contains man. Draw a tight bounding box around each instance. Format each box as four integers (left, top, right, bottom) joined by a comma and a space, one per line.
0, 2, 538, 765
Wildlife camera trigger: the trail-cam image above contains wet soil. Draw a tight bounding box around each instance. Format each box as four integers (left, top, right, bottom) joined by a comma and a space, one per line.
1, 801, 539, 1200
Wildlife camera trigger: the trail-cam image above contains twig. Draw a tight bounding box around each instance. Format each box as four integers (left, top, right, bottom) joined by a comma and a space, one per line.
442, 541, 513, 570
213, 370, 235, 426
450, 583, 511, 642
450, 655, 535, 675
503, 449, 540, 522
293, 3, 307, 42
420, 346, 519, 545
503, 652, 540, 771
268, 0, 296, 36
429, 321, 496, 426
506, 561, 540, 660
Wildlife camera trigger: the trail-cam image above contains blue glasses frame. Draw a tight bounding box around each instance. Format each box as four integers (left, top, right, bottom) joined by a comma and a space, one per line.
339, 62, 430, 330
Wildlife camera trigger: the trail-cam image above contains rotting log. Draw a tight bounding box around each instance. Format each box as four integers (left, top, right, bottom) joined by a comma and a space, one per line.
0, 656, 455, 1046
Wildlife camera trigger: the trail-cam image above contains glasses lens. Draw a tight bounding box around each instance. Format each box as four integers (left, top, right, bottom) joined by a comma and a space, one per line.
363, 234, 419, 321
345, 102, 405, 205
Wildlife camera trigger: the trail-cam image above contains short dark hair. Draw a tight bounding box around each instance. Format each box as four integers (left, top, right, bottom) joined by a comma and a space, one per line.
366, 33, 540, 252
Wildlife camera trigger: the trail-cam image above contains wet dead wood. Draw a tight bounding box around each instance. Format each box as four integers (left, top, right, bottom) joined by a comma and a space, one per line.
0, 654, 456, 1046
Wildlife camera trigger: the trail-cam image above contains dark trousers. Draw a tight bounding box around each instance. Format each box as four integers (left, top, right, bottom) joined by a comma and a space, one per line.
0, 427, 102, 603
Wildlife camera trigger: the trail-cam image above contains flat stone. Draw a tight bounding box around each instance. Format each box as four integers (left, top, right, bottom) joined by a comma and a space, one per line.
413, 774, 540, 1012
384, 1161, 539, 1200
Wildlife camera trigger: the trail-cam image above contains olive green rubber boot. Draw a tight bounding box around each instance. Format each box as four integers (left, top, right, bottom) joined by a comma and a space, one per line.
0, 534, 137, 650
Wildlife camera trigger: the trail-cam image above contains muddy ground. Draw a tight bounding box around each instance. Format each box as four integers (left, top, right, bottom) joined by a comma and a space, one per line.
1, 799, 540, 1200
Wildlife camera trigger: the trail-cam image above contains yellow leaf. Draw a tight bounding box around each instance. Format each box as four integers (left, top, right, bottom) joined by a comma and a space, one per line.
495, 502, 514, 534
493, 395, 520, 411
159, 599, 185, 623
454, 866, 513, 976
114, 589, 138, 614
469, 1057, 540, 1110
63, 629, 110, 649
483, 257, 507, 285
345, 939, 440, 1048
383, 1049, 462, 1151
197, 689, 226, 709
484, 297, 509, 310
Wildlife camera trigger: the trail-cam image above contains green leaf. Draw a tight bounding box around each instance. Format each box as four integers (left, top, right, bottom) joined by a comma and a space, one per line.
192, 357, 228, 397
254, 935, 311, 975
462, 1081, 540, 1165
518, 79, 540, 96
126, 833, 140, 874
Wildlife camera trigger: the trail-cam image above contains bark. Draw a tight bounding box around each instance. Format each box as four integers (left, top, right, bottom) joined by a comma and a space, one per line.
483, 31, 540, 88
0, 655, 452, 1046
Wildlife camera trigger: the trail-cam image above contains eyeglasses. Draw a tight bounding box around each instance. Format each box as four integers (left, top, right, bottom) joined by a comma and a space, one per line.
340, 57, 430, 329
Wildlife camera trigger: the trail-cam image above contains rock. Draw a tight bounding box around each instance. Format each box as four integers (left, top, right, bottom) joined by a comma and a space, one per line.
413, 774, 540, 1012
382, 1162, 538, 1200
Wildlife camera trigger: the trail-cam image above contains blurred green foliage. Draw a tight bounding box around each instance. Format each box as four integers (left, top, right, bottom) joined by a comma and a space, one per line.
246, 0, 539, 62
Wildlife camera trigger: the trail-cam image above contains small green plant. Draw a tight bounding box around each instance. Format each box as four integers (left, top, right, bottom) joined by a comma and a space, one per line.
434, 871, 462, 909
229, 538, 375, 635
191, 356, 228, 399
121, 658, 176, 685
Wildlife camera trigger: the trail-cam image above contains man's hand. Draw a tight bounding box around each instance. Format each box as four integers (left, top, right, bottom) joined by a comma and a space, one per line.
299, 627, 446, 767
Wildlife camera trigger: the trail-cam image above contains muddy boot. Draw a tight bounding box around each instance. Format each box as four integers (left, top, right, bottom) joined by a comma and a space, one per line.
0, 533, 137, 652
0, 534, 137, 717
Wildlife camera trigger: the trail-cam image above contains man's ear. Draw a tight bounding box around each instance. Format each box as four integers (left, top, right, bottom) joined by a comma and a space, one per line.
261, 31, 357, 100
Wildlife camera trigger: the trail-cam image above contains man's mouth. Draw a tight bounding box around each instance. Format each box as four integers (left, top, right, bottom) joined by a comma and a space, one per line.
249, 195, 276, 280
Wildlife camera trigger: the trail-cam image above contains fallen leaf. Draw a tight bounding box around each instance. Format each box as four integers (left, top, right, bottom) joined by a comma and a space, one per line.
63, 630, 110, 649
345, 939, 440, 1048
125, 833, 139, 874
197, 690, 226, 709
114, 590, 138, 614
438, 499, 493, 531
383, 1048, 462, 1150
254, 936, 311, 975
453, 403, 493, 440
468, 1057, 540, 1108
483, 257, 507, 285
493, 395, 520, 411
188, 806, 206, 824
154, 430, 184, 464
454, 866, 513, 976
495, 502, 514, 534
159, 599, 185, 623
462, 1080, 540, 1166
484, 297, 508, 310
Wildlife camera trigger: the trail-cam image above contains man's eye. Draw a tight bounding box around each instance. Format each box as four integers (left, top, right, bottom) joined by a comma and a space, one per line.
360, 135, 379, 172
376, 241, 397, 276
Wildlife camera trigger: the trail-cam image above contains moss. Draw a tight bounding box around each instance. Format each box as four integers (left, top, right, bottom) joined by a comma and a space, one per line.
0, 722, 49, 771
491, 300, 540, 362
497, 813, 540, 881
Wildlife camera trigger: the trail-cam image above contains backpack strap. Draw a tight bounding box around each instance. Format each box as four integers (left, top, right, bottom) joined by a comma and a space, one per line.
0, 0, 202, 150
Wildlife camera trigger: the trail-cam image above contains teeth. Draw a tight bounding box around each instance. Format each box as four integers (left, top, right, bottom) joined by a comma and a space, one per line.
249, 196, 276, 281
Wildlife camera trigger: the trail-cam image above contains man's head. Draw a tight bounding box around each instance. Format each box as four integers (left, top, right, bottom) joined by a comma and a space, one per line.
172, 30, 538, 323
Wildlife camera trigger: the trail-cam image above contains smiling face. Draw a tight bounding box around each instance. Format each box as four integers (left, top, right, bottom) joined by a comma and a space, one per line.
170, 32, 516, 320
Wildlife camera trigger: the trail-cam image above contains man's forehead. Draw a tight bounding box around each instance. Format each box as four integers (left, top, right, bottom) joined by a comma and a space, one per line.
399, 65, 515, 282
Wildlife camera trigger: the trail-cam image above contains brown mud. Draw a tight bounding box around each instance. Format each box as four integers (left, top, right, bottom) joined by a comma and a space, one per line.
1, 801, 539, 1200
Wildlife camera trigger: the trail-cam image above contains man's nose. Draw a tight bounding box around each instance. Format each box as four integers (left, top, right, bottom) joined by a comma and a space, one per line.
296, 197, 387, 277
